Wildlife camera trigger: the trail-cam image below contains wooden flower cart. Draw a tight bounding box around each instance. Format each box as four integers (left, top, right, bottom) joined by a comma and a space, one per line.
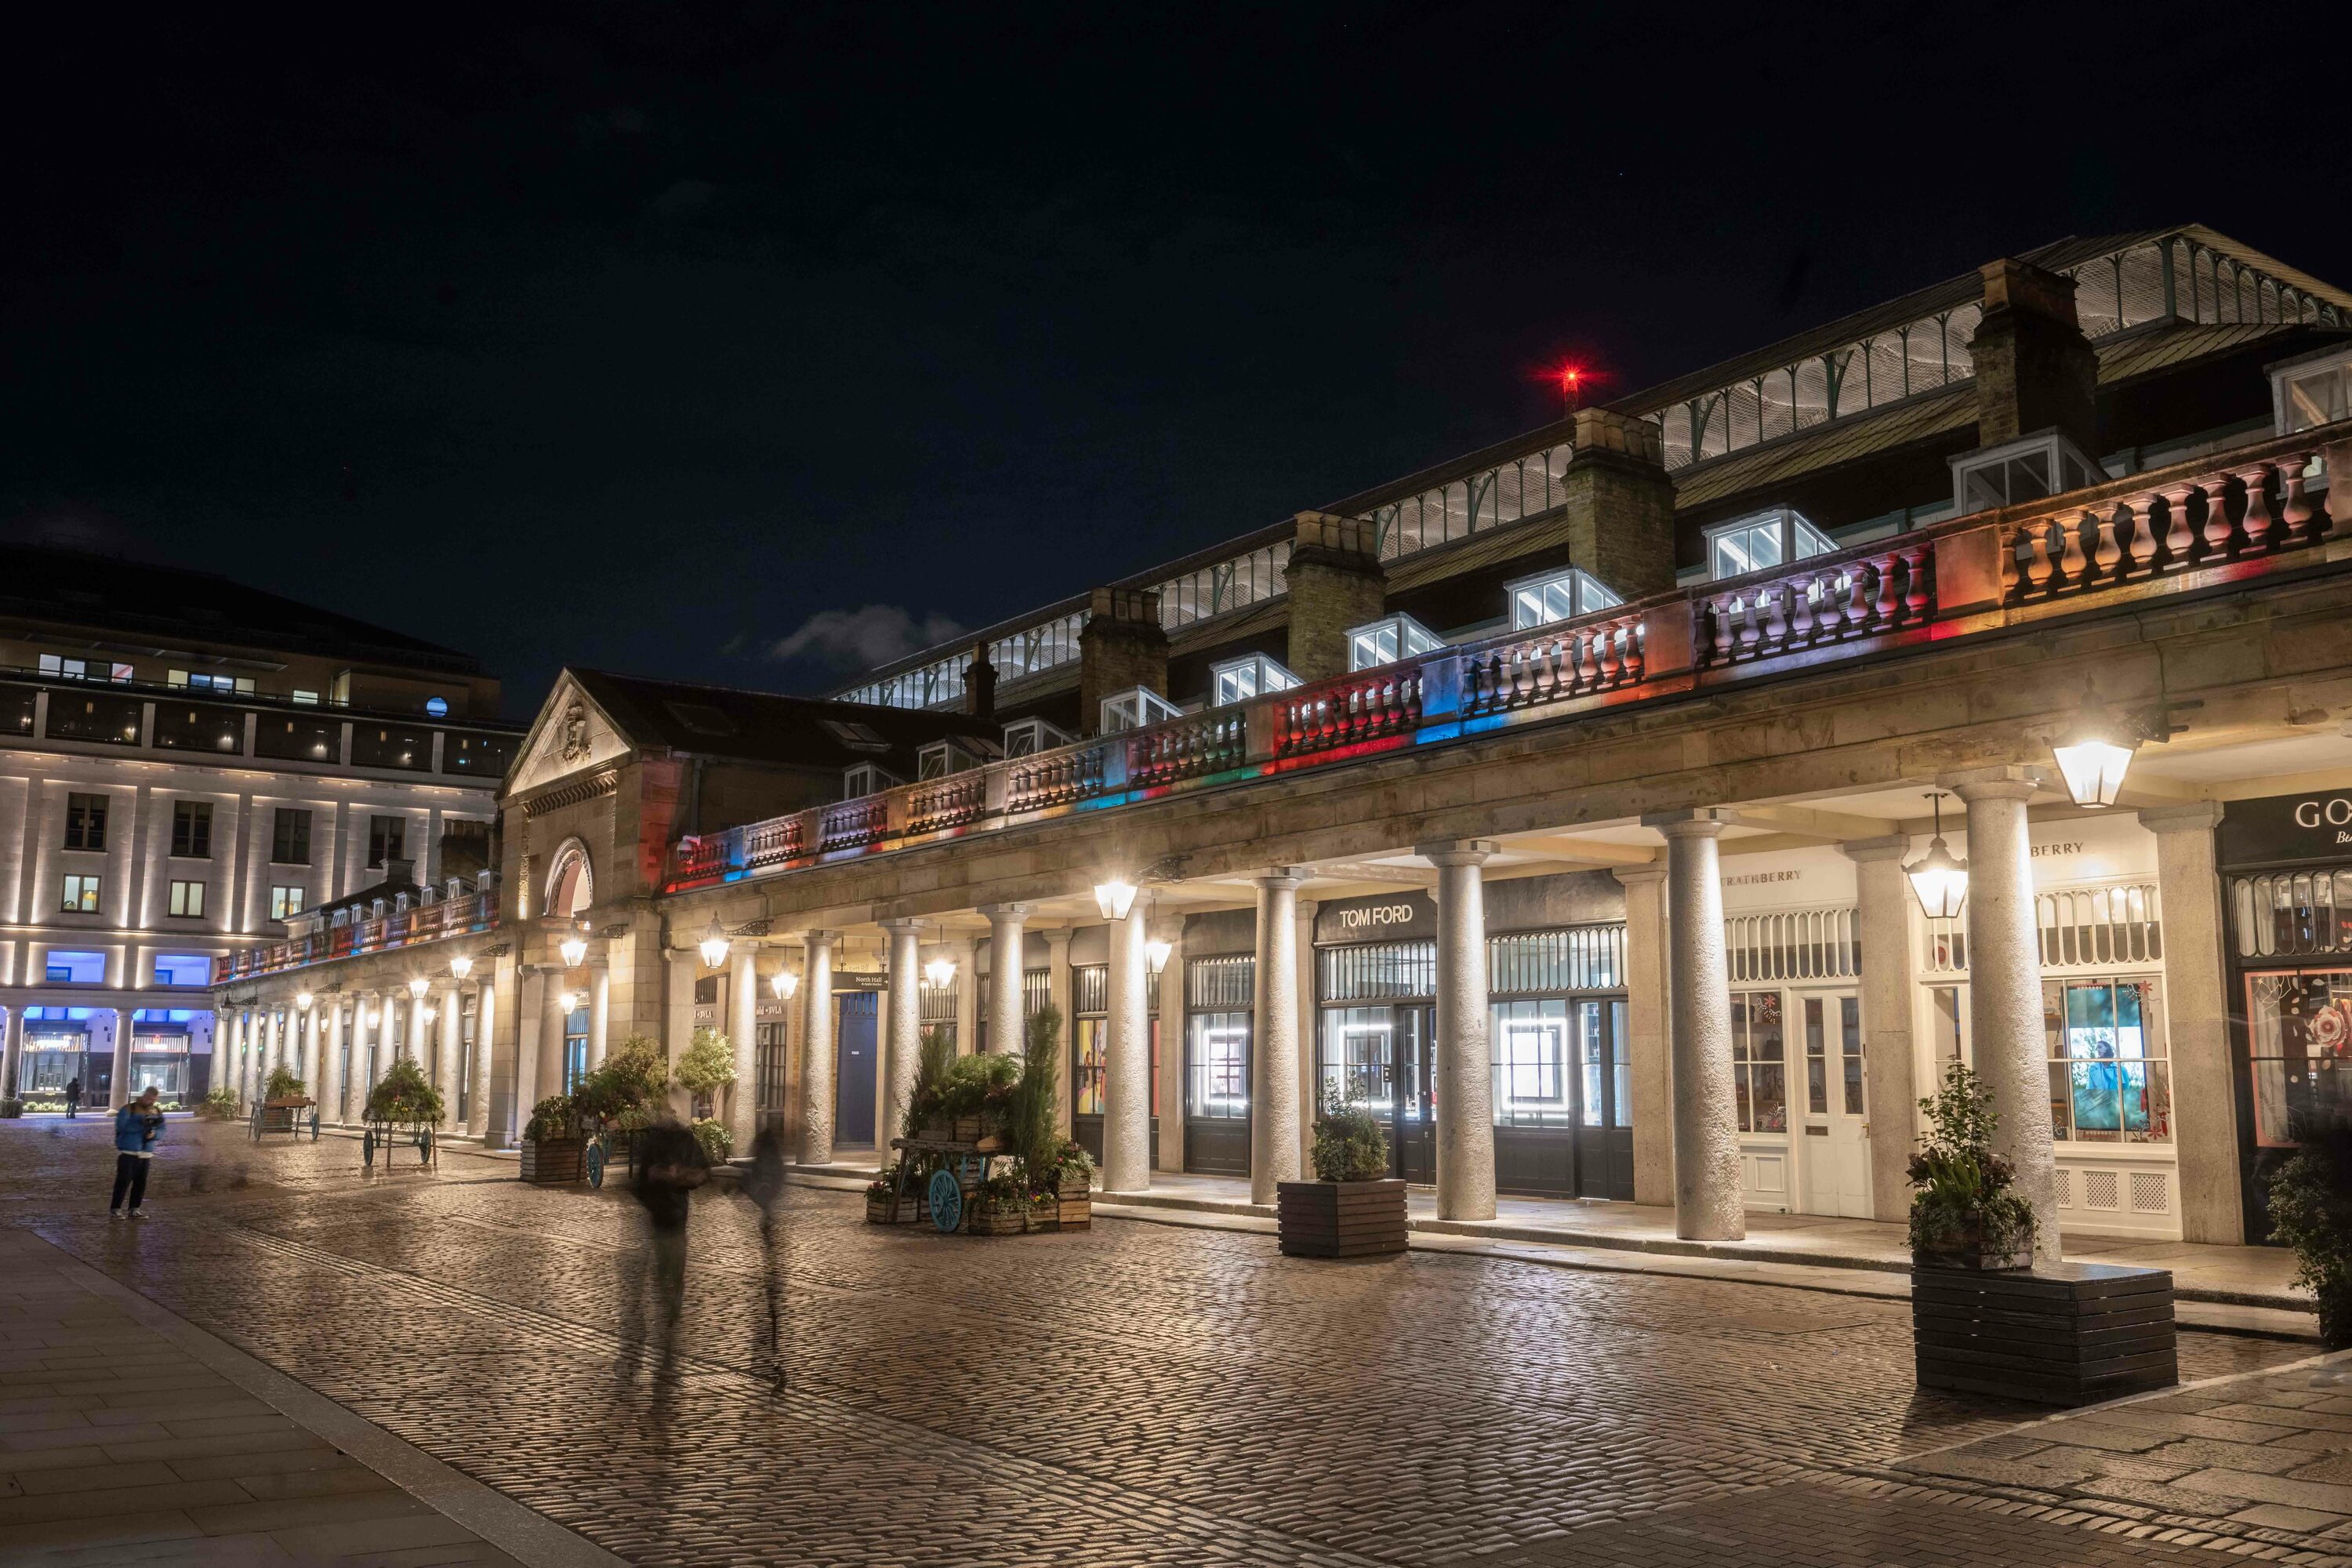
249, 1096, 320, 1143
361, 1116, 437, 1171
884, 1129, 1012, 1236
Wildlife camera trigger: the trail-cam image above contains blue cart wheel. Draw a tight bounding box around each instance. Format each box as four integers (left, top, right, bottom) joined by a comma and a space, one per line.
586, 1140, 606, 1189
310, 1110, 321, 1142
362, 1127, 376, 1167
927, 1168, 963, 1233
416, 1127, 433, 1165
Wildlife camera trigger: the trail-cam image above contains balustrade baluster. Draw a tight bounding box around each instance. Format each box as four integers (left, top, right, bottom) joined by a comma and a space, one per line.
1788, 579, 1815, 646
2092, 504, 2123, 580
2023, 524, 2054, 595
2125, 495, 2160, 575
1904, 546, 1933, 621
2160, 483, 2198, 563
1842, 564, 1871, 628
2238, 464, 2278, 550
2056, 512, 2089, 590
1871, 554, 1898, 626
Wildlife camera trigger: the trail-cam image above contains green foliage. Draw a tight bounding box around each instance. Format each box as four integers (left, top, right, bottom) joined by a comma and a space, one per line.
938, 1050, 1020, 1120
1022, 1136, 1094, 1199
1906, 1062, 2037, 1261
263, 1066, 307, 1102
1, 1098, 24, 1118
688, 1116, 733, 1164
364, 1058, 445, 1127
971, 1168, 1028, 1214
903, 1025, 959, 1136
866, 1167, 903, 1201
1312, 1084, 1390, 1182
524, 1094, 579, 1142
1007, 1004, 1063, 1173
2266, 1126, 2352, 1348
572, 1036, 670, 1128
673, 1027, 736, 1096
196, 1087, 240, 1120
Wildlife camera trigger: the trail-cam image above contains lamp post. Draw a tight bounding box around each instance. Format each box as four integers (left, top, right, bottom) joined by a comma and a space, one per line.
1903, 793, 1970, 920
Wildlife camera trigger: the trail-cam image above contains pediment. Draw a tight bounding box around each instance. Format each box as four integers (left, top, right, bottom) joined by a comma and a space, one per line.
504, 673, 634, 799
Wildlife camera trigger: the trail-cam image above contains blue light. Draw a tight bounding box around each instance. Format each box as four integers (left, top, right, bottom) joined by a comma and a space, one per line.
425, 696, 449, 717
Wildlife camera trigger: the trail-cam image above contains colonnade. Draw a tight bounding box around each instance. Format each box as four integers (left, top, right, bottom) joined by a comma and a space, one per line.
222, 971, 497, 1138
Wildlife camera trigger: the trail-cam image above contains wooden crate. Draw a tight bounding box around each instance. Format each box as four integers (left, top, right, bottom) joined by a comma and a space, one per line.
1913, 1261, 2177, 1406
970, 1204, 1027, 1236
1276, 1179, 1408, 1258
519, 1138, 585, 1185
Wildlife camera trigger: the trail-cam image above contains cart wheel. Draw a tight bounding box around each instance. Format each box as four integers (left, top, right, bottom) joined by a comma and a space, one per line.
309, 1111, 321, 1142
362, 1127, 376, 1168
586, 1141, 606, 1189
416, 1127, 433, 1165
927, 1167, 964, 1233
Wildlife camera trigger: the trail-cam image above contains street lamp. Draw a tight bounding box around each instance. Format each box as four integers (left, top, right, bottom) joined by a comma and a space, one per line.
770, 968, 800, 1000
924, 955, 957, 989
558, 934, 588, 969
1145, 938, 1171, 976
699, 916, 731, 969
1903, 793, 1970, 920
2051, 695, 2141, 809
1093, 879, 1138, 921
448, 954, 474, 981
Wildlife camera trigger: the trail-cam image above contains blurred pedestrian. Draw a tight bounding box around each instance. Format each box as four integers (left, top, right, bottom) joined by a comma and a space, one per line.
739, 1124, 789, 1387
617, 1118, 707, 1394
64, 1076, 82, 1118
110, 1087, 164, 1218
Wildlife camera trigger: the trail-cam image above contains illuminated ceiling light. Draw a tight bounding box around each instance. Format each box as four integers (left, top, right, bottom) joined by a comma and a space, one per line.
770, 968, 800, 1000
295, 991, 313, 1011
1145, 938, 1171, 976
420, 1005, 437, 1024
1093, 880, 1138, 922
559, 935, 588, 969
408, 976, 430, 1000
699, 917, 731, 969
2051, 695, 2142, 809
924, 956, 957, 989
448, 955, 474, 981
1903, 792, 1970, 920
557, 991, 578, 1014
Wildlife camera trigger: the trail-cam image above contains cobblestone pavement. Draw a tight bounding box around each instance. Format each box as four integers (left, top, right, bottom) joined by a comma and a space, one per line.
0, 1119, 2321, 1566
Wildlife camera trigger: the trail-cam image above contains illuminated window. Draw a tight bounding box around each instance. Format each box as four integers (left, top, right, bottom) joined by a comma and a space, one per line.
292, 689, 319, 706
151, 953, 212, 987
1098, 686, 1180, 733
1490, 998, 1572, 1127
1208, 653, 1301, 706
1704, 506, 1835, 581
270, 884, 307, 921
168, 879, 207, 918
1345, 613, 1444, 671
1504, 567, 1623, 630
1950, 431, 2103, 515
2045, 978, 2169, 1144
1728, 991, 1787, 1133
2270, 343, 2352, 434
60, 873, 103, 913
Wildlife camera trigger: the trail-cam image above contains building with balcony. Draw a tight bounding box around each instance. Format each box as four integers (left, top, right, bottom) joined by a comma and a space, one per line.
219, 226, 2352, 1254
0, 543, 521, 1112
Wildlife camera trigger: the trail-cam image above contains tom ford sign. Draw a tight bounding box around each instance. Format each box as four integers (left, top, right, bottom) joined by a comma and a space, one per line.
1315, 892, 1436, 944
2220, 791, 2352, 866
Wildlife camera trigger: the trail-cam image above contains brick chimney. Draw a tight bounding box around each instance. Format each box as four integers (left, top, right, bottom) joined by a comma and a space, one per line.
1076, 587, 1167, 733
1558, 407, 1675, 601
1283, 511, 1388, 682
1969, 258, 2099, 452
964, 640, 998, 723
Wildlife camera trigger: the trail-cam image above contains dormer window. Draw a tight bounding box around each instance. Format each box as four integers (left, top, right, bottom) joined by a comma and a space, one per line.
916, 736, 998, 779
1504, 567, 1622, 631
1000, 715, 1073, 757
2270, 343, 2352, 434
1346, 613, 1444, 671
819, 718, 891, 753
1704, 506, 1835, 581
1099, 686, 1181, 733
1949, 430, 2103, 515
1208, 653, 1301, 706
843, 760, 902, 799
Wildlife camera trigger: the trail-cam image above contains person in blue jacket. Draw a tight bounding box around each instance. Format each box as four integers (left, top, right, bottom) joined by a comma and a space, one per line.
110, 1087, 164, 1219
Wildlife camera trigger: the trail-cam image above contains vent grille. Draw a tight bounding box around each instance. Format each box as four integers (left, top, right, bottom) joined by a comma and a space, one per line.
2082, 1169, 2120, 1210
2129, 1172, 2170, 1214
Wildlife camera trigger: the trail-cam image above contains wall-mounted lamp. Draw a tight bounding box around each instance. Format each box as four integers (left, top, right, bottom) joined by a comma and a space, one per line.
699, 916, 731, 968
558, 934, 588, 969
295, 991, 314, 1011
408, 977, 430, 1000
1093, 880, 1138, 921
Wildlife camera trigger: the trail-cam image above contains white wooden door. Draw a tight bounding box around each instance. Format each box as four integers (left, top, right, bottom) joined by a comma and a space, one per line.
1796, 991, 1872, 1218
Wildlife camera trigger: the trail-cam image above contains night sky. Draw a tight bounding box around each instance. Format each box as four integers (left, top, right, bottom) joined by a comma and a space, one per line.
6, 4, 2341, 718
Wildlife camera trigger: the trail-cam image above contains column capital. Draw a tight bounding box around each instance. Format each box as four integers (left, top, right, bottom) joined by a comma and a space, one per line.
1416, 840, 1497, 866
1040, 927, 1073, 951
1937, 764, 2044, 801
2136, 800, 2225, 834
1839, 833, 1912, 864
1611, 862, 1668, 887
877, 916, 927, 935
1642, 808, 1731, 840
1255, 866, 1305, 890
978, 902, 1029, 920
800, 928, 836, 946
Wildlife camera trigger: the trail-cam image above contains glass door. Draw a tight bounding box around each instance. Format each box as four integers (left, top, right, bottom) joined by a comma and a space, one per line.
1395, 1006, 1435, 1183
1795, 992, 1871, 1217
1184, 1011, 1250, 1174
1574, 1000, 1635, 1200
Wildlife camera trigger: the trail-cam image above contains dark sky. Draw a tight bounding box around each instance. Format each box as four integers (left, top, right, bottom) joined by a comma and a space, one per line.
5, 2, 2340, 718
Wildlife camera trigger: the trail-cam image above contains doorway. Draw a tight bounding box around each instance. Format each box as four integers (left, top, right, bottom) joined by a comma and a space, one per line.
835, 992, 877, 1148
1183, 1009, 1250, 1174
1319, 1004, 1434, 1182
1795, 991, 1871, 1218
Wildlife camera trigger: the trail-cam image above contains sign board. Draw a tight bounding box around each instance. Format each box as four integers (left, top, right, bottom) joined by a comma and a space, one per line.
1314, 891, 1436, 945
2221, 789, 2352, 866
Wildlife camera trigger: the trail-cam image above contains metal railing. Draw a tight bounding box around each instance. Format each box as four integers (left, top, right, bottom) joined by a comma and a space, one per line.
210, 891, 498, 984
666, 423, 2348, 894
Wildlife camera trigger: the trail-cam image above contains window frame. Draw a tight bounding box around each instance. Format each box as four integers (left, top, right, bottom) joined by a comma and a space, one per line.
170, 800, 212, 859
167, 878, 208, 919
273, 808, 313, 866
270, 884, 308, 922
60, 873, 103, 913
64, 792, 108, 851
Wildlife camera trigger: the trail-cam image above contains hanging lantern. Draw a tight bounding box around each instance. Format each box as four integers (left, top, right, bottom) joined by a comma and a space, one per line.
559, 934, 588, 969
699, 916, 731, 969
1093, 880, 1138, 921
1904, 793, 1970, 920
2051, 696, 2141, 808
770, 968, 800, 1000
924, 956, 957, 989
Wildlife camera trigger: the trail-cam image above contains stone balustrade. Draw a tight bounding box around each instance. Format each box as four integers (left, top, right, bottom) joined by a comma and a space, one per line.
211, 890, 499, 983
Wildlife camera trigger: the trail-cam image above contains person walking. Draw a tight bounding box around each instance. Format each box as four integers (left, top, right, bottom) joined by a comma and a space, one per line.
617, 1118, 708, 1395
64, 1076, 82, 1118
110, 1087, 164, 1218
739, 1124, 789, 1388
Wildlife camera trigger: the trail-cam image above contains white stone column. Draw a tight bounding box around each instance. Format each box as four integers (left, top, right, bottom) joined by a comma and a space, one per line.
1613, 864, 1674, 1207
799, 932, 836, 1164
589, 962, 612, 1068
880, 920, 922, 1152
436, 987, 462, 1106
730, 943, 760, 1152
2, 1006, 23, 1098
1844, 835, 1920, 1224
981, 904, 1028, 1054
1250, 870, 1303, 1204
322, 1002, 347, 1123
2142, 801, 2240, 1244
539, 975, 569, 1099
1153, 918, 1186, 1176
1104, 897, 1151, 1194
410, 989, 433, 1065
515, 967, 546, 1121
1653, 810, 1744, 1241
110, 1007, 132, 1109
301, 1006, 321, 1093
662, 946, 697, 1122
949, 935, 978, 1057
352, 995, 378, 1109
1947, 767, 2060, 1265
1425, 841, 1497, 1221
1042, 928, 1073, 1134
471, 976, 500, 1142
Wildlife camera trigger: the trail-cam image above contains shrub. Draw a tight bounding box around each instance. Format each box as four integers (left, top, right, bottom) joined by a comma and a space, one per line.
1025, 1136, 1094, 1199
674, 1027, 736, 1098
971, 1167, 1028, 1214
364, 1058, 445, 1127
0, 1098, 23, 1119
196, 1088, 239, 1120
1311, 1086, 1389, 1182
574, 1035, 670, 1129
2267, 1124, 2352, 1349
1007, 1004, 1063, 1173
939, 1051, 1019, 1121
263, 1066, 307, 1102
1906, 1062, 2037, 1261
689, 1116, 733, 1165
904, 1025, 958, 1137
524, 1094, 579, 1142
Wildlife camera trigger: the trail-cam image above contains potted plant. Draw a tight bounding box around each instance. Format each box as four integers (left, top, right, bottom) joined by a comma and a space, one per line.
865, 1166, 925, 1225
674, 1026, 736, 1124
967, 1168, 1030, 1236
0, 1096, 22, 1119
574, 1034, 670, 1177
906, 1026, 958, 1142
689, 1116, 733, 1165
1906, 1062, 2037, 1271
194, 1087, 238, 1121
521, 1093, 586, 1184
938, 1052, 1018, 1148
2267, 1124, 2352, 1348
1277, 1088, 1407, 1258
259, 1066, 310, 1132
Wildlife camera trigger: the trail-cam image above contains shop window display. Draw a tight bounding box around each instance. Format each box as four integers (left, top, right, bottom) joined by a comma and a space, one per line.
1729, 991, 1787, 1133
2043, 978, 2169, 1142
2245, 969, 2352, 1150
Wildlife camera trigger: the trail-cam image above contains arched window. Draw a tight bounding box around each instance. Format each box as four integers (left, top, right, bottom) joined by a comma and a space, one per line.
543, 840, 594, 920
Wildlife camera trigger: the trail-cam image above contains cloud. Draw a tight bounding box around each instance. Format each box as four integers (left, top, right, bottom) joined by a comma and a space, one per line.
769, 604, 965, 670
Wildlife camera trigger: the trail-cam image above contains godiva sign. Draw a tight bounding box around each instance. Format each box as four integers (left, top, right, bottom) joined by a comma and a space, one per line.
2219, 790, 2352, 866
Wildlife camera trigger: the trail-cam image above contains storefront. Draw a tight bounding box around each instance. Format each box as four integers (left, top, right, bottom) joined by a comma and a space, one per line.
127, 1013, 199, 1109
2221, 789, 2352, 1241
1312, 874, 1631, 1199
19, 1010, 99, 1109
1067, 924, 1160, 1167
1180, 909, 1256, 1176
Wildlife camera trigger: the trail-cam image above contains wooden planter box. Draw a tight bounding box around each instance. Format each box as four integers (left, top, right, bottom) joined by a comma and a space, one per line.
866, 1192, 925, 1225
969, 1204, 1027, 1237
520, 1138, 585, 1185
1276, 1178, 1408, 1258
1044, 1175, 1091, 1232
1913, 1261, 2177, 1406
